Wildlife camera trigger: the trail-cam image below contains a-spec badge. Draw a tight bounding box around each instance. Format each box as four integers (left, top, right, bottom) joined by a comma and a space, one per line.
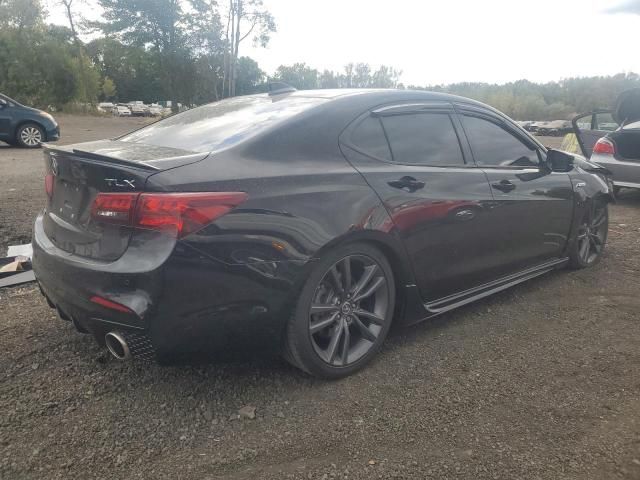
105, 178, 136, 189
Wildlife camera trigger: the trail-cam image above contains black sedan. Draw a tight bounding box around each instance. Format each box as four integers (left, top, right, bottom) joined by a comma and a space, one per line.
0, 93, 60, 147
32, 88, 613, 378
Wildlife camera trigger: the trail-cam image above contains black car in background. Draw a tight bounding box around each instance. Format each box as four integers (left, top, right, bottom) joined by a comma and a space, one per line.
33, 89, 613, 378
0, 93, 60, 147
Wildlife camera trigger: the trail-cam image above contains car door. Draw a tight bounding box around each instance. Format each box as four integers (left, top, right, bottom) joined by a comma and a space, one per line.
572, 110, 619, 158
456, 105, 574, 276
0, 97, 12, 142
340, 102, 497, 303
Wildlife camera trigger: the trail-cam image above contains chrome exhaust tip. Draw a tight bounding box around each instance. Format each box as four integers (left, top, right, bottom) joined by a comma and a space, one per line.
105, 331, 132, 361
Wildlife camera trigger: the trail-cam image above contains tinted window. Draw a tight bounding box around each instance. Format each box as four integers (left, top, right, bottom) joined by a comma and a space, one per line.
381, 113, 464, 166
120, 95, 326, 152
462, 115, 539, 167
350, 116, 392, 161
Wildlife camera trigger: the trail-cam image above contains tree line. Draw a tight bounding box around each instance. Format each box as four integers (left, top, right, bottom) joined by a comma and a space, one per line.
1, 0, 638, 119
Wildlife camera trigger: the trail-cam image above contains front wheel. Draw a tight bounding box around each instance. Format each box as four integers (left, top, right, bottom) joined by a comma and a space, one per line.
569, 200, 608, 269
16, 123, 44, 148
284, 243, 395, 379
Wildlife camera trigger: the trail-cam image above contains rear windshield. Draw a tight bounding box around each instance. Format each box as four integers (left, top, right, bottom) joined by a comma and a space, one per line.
120, 95, 326, 152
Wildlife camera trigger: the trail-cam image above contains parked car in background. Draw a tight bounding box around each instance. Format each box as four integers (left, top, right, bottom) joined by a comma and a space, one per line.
0, 93, 60, 148
33, 88, 613, 378
113, 104, 132, 117
535, 120, 573, 137
128, 103, 149, 117
97, 102, 115, 114
147, 104, 162, 116
520, 121, 533, 132
572, 89, 640, 192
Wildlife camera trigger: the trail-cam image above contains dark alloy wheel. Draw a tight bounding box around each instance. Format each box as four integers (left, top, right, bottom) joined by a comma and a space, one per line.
285, 243, 395, 378
570, 200, 608, 268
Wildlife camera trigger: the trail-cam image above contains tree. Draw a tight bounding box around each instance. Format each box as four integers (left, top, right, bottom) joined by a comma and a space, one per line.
188, 0, 226, 101
58, 0, 99, 105
0, 0, 44, 31
235, 56, 265, 95
101, 76, 116, 100
224, 0, 275, 97
87, 38, 164, 103
98, 0, 193, 109
273, 63, 319, 90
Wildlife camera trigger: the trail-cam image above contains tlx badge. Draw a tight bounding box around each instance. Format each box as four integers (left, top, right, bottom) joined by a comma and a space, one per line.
105, 178, 136, 189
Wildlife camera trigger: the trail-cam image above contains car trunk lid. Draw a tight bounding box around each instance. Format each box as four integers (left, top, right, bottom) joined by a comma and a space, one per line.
42, 140, 209, 261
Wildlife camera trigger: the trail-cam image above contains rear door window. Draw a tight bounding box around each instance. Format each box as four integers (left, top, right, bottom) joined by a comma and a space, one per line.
349, 116, 392, 161
380, 113, 465, 166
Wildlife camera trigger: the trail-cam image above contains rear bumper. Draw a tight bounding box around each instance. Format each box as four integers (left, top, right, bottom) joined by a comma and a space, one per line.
591, 153, 640, 187
32, 211, 305, 356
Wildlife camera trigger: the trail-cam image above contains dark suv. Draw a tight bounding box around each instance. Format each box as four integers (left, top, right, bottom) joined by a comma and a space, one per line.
0, 93, 60, 148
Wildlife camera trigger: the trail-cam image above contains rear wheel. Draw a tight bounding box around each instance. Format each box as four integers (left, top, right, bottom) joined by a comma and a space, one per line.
569, 199, 608, 269
16, 123, 44, 148
284, 243, 395, 379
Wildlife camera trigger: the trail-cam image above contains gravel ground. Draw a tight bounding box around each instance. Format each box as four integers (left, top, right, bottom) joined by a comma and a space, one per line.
1, 117, 640, 480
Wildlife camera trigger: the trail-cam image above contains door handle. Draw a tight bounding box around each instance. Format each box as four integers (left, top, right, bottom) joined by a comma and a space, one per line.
388, 176, 426, 192
491, 179, 516, 193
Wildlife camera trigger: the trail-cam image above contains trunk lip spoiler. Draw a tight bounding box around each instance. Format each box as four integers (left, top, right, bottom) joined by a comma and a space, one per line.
42, 143, 166, 172
42, 142, 211, 172
69, 148, 161, 171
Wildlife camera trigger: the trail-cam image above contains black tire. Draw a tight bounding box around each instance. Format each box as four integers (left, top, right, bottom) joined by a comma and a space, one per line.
15, 123, 45, 148
569, 199, 608, 269
284, 242, 396, 379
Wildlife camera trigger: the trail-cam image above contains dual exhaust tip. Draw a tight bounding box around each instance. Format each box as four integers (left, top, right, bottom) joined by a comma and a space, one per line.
105, 331, 132, 361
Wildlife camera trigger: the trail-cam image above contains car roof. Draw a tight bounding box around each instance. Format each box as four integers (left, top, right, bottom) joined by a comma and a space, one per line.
264, 88, 507, 120
284, 88, 489, 105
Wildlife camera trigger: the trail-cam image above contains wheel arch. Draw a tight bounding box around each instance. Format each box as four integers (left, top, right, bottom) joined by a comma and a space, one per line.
13, 119, 47, 142
308, 229, 417, 323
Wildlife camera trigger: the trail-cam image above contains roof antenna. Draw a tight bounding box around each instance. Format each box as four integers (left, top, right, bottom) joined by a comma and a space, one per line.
268, 82, 297, 96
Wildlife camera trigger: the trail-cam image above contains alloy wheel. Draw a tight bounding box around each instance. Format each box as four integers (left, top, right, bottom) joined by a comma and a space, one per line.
308, 254, 390, 367
20, 126, 42, 146
576, 203, 607, 264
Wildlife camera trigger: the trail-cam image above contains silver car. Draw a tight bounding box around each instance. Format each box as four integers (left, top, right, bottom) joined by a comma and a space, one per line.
573, 90, 640, 193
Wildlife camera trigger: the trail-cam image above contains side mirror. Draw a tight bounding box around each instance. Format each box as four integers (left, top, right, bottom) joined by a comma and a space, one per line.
0, 100, 6, 109
547, 149, 574, 172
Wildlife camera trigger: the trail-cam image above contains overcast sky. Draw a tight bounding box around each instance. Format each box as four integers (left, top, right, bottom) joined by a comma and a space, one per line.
45, 0, 640, 86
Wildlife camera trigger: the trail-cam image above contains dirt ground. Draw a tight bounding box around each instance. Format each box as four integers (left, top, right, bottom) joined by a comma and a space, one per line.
1, 116, 640, 480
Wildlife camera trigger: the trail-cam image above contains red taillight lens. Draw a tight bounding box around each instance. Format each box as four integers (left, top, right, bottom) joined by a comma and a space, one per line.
90, 192, 247, 238
593, 138, 615, 155
91, 193, 138, 224
45, 174, 54, 198
135, 192, 248, 237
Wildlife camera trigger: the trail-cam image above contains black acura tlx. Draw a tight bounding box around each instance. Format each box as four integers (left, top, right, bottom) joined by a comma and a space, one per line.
33, 88, 613, 378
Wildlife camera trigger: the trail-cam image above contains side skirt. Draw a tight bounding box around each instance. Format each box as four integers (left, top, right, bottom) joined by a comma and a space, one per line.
402, 257, 569, 325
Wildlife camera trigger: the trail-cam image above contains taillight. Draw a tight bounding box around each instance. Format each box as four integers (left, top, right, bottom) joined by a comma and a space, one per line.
90, 192, 247, 238
45, 174, 54, 198
593, 138, 615, 155
91, 193, 138, 224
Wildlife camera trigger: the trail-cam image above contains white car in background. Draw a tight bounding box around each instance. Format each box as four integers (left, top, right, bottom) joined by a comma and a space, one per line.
97, 102, 114, 113
148, 104, 163, 116
112, 105, 131, 117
